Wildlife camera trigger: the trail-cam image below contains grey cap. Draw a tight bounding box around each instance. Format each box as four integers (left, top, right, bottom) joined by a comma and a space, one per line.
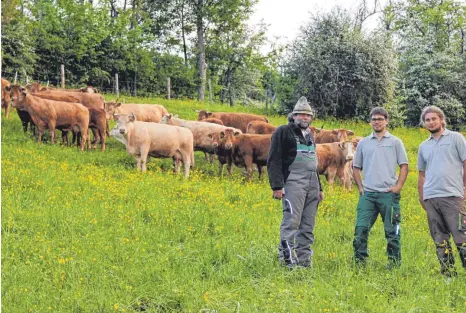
292, 96, 314, 115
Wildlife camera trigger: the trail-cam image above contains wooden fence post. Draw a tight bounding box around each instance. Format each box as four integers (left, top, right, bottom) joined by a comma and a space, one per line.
167, 77, 171, 99
60, 64, 65, 89
14, 71, 17, 84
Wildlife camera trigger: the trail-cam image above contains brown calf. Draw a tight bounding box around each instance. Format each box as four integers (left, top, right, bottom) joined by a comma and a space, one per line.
316, 141, 355, 190
213, 128, 272, 180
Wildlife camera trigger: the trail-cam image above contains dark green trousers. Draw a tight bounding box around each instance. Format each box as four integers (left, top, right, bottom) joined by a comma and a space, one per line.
353, 192, 401, 264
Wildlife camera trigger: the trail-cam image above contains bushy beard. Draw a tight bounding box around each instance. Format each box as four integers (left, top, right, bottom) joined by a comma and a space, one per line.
294, 118, 309, 129
428, 126, 442, 134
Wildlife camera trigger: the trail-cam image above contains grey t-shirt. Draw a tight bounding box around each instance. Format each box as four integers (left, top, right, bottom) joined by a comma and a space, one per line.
353, 132, 409, 192
417, 129, 466, 200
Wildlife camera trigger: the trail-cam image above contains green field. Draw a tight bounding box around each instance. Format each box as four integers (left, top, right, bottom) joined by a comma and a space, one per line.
2, 97, 466, 313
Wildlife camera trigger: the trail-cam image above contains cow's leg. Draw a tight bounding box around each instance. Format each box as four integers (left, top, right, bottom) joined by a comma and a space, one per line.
227, 156, 233, 175
49, 125, 56, 144
204, 152, 209, 161
327, 166, 337, 185
5, 103, 10, 119
100, 127, 106, 151
139, 149, 149, 172
181, 152, 191, 178
218, 160, 224, 176
244, 155, 254, 180
136, 156, 142, 172
257, 165, 263, 179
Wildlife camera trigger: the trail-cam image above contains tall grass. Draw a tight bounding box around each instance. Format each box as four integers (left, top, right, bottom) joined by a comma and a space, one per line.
2, 97, 466, 313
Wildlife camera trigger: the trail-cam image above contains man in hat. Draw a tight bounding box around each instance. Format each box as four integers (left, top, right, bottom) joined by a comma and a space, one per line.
417, 105, 466, 277
267, 96, 323, 268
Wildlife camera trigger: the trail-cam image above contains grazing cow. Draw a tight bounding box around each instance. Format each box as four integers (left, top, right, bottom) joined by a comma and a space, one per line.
316, 141, 355, 190
212, 128, 272, 180
160, 114, 242, 162
310, 127, 355, 143
246, 120, 276, 134
196, 110, 268, 133
202, 117, 224, 125
10, 86, 89, 151
2, 78, 11, 118
105, 102, 168, 123
114, 113, 194, 177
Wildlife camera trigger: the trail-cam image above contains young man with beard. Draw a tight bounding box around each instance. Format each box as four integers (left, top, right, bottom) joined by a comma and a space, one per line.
352, 107, 409, 268
417, 106, 466, 277
267, 96, 323, 269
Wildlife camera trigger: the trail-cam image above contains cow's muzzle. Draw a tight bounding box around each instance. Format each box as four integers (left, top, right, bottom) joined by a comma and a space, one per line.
119, 129, 126, 134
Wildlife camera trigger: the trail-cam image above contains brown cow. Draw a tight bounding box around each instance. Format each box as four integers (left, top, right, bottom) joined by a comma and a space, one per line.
310, 127, 354, 143
2, 78, 11, 118
316, 141, 354, 190
38, 89, 105, 110
105, 102, 168, 123
246, 120, 276, 134
213, 128, 272, 180
202, 117, 224, 125
10, 86, 89, 151
114, 114, 194, 177
196, 110, 268, 133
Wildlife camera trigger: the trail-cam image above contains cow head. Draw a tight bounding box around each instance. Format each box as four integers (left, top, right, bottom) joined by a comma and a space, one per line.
25, 82, 42, 93
160, 113, 173, 124
197, 110, 212, 121
9, 85, 28, 110
309, 126, 321, 138
338, 141, 354, 161
114, 113, 136, 135
332, 129, 355, 142
104, 101, 122, 120
220, 128, 241, 150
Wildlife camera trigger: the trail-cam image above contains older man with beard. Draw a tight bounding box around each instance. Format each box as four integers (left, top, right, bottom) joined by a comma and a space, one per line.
267, 96, 323, 269
417, 105, 466, 277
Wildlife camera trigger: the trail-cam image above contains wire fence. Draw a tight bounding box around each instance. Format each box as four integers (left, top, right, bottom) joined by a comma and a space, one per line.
0, 69, 181, 99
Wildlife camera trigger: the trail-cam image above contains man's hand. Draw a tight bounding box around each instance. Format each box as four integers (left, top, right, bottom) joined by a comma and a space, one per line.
419, 197, 426, 211
272, 190, 283, 200
358, 187, 365, 196
386, 185, 402, 194
319, 191, 324, 202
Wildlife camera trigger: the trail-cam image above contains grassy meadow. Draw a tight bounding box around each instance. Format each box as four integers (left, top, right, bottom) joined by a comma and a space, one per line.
2, 96, 466, 313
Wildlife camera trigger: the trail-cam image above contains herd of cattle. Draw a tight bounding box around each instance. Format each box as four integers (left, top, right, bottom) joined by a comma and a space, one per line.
1, 78, 362, 188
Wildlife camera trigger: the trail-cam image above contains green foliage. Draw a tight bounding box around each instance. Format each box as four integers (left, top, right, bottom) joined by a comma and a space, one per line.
280, 8, 397, 120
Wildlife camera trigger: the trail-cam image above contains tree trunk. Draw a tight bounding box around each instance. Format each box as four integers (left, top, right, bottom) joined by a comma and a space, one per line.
181, 1, 188, 67
196, 0, 206, 101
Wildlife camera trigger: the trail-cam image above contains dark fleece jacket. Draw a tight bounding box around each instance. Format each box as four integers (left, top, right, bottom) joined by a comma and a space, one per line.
267, 121, 322, 191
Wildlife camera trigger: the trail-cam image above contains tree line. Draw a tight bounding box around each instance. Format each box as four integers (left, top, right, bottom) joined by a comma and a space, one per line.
1, 0, 465, 128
